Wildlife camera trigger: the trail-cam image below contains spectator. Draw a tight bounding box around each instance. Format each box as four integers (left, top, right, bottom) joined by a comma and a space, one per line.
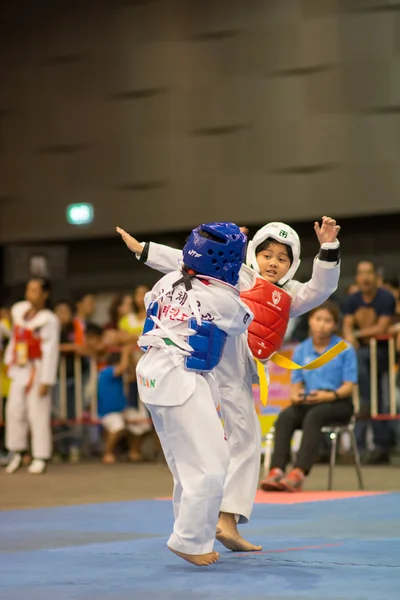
0, 309, 11, 463
118, 285, 150, 410
342, 261, 396, 463
119, 285, 150, 343
382, 279, 400, 324
4, 278, 60, 475
85, 324, 108, 370
53, 300, 86, 463
74, 292, 96, 331
346, 283, 359, 296
260, 301, 357, 492
104, 294, 132, 331
97, 348, 153, 464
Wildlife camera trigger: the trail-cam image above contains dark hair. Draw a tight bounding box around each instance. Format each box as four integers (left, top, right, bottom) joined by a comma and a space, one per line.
54, 299, 74, 313
132, 285, 150, 314
85, 323, 103, 337
73, 291, 94, 306
29, 277, 51, 294
255, 237, 293, 265
309, 300, 341, 325
185, 229, 226, 244
198, 229, 226, 243
106, 352, 122, 367
27, 278, 52, 308
108, 294, 125, 324
355, 260, 377, 274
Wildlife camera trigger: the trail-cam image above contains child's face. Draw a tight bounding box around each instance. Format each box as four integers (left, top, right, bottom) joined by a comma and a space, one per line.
25, 280, 49, 308
55, 303, 73, 326
85, 333, 103, 353
309, 309, 336, 340
256, 241, 291, 284
119, 295, 132, 317
78, 294, 96, 318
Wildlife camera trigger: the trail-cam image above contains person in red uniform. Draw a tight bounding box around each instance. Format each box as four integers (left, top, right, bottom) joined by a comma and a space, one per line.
5, 278, 60, 475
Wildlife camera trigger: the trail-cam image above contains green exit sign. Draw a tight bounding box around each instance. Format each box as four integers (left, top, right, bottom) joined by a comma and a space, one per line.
66, 203, 94, 225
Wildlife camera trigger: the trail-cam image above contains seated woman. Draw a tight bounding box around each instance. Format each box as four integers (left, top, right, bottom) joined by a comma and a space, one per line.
260, 300, 358, 492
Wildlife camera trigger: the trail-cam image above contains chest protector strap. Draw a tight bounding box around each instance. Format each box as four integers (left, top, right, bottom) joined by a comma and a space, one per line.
140, 302, 160, 352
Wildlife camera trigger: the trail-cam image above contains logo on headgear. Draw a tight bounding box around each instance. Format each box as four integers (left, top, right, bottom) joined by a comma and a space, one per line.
272, 290, 282, 306
279, 230, 288, 239
188, 249, 202, 258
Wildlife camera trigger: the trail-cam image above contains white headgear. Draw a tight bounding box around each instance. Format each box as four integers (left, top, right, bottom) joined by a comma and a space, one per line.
245, 222, 301, 286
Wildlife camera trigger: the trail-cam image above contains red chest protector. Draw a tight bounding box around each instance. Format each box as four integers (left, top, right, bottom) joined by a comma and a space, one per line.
240, 278, 292, 360
14, 324, 42, 362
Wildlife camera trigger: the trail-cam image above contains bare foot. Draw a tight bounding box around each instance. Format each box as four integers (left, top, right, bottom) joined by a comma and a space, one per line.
102, 453, 116, 465
128, 450, 143, 463
22, 454, 32, 466
216, 512, 262, 552
168, 546, 220, 566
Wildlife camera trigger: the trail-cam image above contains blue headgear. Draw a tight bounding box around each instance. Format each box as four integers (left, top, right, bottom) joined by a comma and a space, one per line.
182, 222, 246, 286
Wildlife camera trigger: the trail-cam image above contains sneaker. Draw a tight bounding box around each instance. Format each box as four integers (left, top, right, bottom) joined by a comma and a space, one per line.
5, 452, 22, 474
260, 468, 284, 491
68, 447, 81, 464
280, 468, 305, 492
27, 458, 47, 475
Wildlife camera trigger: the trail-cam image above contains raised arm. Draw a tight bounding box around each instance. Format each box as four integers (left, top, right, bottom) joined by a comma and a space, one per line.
117, 227, 182, 275
289, 217, 341, 318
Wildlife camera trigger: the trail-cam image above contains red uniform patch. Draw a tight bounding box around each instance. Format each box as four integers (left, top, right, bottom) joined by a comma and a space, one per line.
14, 325, 42, 361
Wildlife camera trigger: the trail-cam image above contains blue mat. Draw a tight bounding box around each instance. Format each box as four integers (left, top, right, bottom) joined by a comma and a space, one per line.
1, 494, 399, 600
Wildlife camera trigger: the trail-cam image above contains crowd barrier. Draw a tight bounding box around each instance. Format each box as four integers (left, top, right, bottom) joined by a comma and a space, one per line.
0, 336, 399, 431
0, 348, 153, 429
369, 335, 399, 419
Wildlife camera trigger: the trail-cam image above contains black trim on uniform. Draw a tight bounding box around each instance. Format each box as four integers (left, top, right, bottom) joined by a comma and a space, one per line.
139, 242, 150, 264
318, 246, 341, 263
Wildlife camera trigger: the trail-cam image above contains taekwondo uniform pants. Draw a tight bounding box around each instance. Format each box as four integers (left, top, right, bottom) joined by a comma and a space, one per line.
216, 334, 262, 524
6, 376, 52, 460
145, 373, 229, 555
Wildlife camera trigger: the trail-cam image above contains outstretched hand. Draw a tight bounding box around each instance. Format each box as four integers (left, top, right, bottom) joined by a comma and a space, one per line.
116, 227, 143, 255
314, 216, 340, 245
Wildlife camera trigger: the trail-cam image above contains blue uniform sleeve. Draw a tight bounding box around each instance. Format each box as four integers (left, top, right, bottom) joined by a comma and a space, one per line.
341, 346, 358, 383
291, 343, 305, 385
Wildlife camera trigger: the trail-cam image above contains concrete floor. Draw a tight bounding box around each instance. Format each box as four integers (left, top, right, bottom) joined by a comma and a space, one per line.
1, 460, 400, 511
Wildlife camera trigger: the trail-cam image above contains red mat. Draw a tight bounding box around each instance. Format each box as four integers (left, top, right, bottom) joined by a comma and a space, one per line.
253, 490, 386, 504
157, 490, 386, 504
